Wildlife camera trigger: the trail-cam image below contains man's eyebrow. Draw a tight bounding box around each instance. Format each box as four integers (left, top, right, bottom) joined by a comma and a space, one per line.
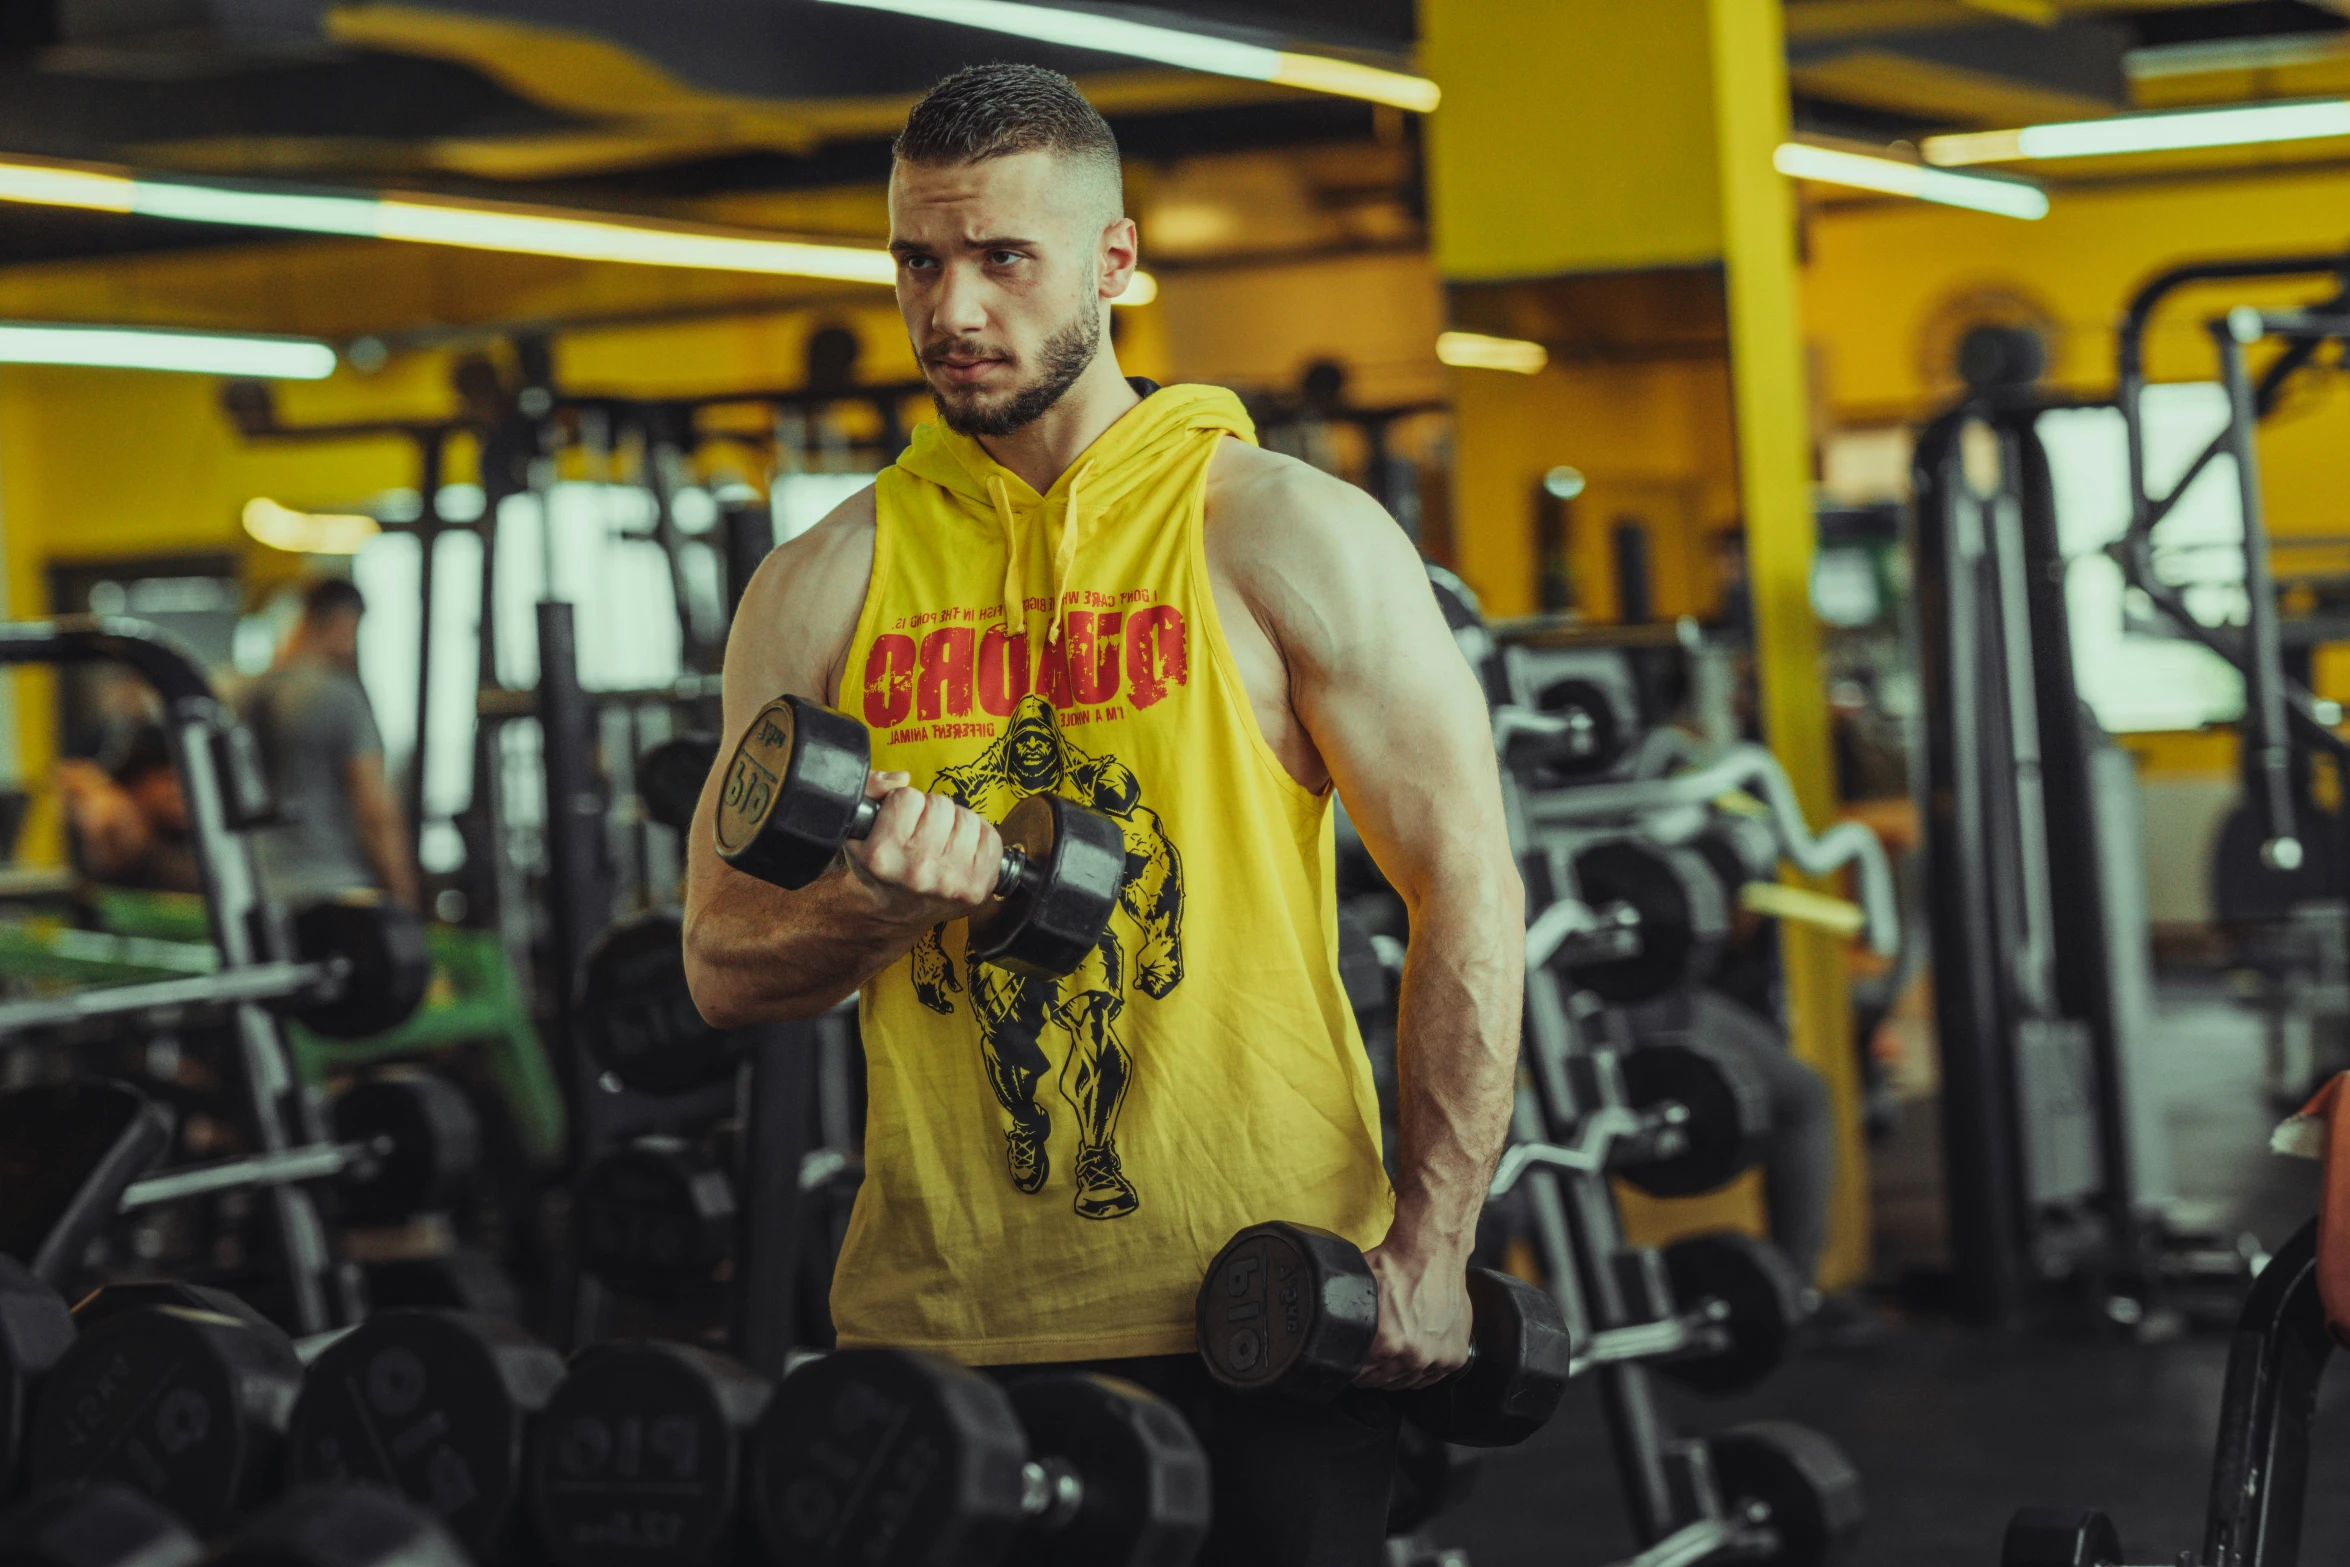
887, 234, 1041, 255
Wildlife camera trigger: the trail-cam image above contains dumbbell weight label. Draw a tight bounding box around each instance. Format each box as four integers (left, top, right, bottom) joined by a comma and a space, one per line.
715, 746, 778, 859
291, 1311, 563, 1561
1201, 1232, 1308, 1389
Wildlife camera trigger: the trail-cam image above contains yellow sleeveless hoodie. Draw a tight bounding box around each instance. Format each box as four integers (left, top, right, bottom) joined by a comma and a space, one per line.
831, 383, 1394, 1364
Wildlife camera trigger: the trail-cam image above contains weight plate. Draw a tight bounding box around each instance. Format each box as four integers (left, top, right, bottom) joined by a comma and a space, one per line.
289, 1309, 564, 1562
967, 794, 1124, 978
1195, 1223, 1378, 1401
1567, 839, 1729, 1004
1617, 1036, 1772, 1199
714, 696, 870, 892
292, 897, 430, 1040
28, 1306, 303, 1534
636, 734, 720, 833
211, 1483, 472, 1567
749, 1349, 1029, 1567
0, 1480, 202, 1567
1005, 1373, 1212, 1567
1656, 1232, 1809, 1396
1708, 1421, 1865, 1567
0, 1257, 75, 1502
577, 915, 740, 1097
576, 1139, 737, 1301
530, 1341, 771, 1567
332, 1070, 481, 1226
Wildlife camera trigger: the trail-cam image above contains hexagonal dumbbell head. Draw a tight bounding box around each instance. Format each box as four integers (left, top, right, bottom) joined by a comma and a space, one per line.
1004, 1372, 1211, 1567
530, 1340, 772, 1567
713, 696, 872, 892
1194, 1222, 1379, 1402
749, 1348, 1032, 1567
288, 1309, 565, 1563
1393, 1270, 1574, 1448
965, 793, 1126, 980
29, 1305, 304, 1535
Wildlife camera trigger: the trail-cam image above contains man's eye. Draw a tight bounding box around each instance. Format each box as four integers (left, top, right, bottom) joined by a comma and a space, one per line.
901, 255, 935, 271
989, 250, 1024, 267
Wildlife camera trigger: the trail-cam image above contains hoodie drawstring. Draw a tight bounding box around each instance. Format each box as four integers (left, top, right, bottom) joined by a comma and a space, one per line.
987, 474, 1023, 641
1047, 462, 1093, 648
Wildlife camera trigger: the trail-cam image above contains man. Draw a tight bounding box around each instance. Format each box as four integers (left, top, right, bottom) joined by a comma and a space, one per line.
240, 577, 417, 910
55, 724, 201, 893
683, 64, 1521, 1565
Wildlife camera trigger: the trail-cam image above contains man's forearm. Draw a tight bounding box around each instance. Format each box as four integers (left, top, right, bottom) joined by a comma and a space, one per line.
362, 813, 419, 909
685, 864, 926, 1025
1388, 874, 1525, 1258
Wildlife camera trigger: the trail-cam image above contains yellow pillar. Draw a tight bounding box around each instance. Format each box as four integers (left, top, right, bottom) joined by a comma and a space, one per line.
1423, 0, 1865, 1288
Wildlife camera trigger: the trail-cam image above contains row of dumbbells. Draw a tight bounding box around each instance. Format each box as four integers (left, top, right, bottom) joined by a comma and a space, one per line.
0, 1265, 1214, 1567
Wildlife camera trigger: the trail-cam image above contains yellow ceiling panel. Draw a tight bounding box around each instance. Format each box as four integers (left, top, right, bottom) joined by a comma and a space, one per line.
1790, 49, 2117, 125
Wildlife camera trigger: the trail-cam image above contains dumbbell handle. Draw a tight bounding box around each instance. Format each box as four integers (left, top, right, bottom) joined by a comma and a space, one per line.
842, 793, 1042, 900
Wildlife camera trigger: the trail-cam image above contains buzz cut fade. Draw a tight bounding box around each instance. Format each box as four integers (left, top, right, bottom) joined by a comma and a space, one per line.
894, 63, 1125, 222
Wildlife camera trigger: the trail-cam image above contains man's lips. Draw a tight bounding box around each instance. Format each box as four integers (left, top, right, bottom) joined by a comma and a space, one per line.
930, 357, 1007, 386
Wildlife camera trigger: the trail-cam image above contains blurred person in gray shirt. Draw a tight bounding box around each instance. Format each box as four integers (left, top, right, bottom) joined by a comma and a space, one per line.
241, 577, 418, 910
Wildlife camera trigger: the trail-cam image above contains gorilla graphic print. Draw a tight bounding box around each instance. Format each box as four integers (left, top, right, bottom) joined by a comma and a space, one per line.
910, 694, 1184, 1221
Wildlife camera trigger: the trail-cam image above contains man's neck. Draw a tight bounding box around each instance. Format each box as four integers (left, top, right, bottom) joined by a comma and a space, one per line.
976, 341, 1140, 496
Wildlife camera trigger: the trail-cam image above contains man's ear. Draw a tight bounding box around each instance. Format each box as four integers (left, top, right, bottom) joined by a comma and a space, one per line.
1100, 215, 1140, 300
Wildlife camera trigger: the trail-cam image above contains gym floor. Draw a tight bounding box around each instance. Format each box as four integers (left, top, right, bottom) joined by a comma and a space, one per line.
1436, 983, 2341, 1567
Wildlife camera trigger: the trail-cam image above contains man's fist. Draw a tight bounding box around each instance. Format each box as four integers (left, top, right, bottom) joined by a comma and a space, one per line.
843, 771, 1005, 926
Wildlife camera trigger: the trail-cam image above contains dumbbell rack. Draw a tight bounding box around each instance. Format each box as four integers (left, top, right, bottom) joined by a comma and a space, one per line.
0, 617, 356, 1333
1489, 718, 1872, 1565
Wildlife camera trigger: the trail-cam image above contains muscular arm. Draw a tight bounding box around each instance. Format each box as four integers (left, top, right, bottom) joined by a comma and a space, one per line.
682, 488, 1009, 1026
1209, 443, 1525, 1388
344, 753, 419, 909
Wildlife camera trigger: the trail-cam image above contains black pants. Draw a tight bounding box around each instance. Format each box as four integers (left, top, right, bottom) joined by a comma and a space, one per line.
983, 1353, 1398, 1567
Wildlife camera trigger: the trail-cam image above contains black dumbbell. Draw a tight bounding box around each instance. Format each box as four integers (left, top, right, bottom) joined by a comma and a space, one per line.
287, 1308, 565, 1563
636, 733, 721, 832
713, 694, 1126, 978
577, 913, 742, 1097
750, 1348, 1211, 1567
0, 1481, 201, 1567
1194, 1222, 1573, 1447
0, 1258, 75, 1504
210, 1484, 471, 1567
27, 1302, 306, 1535
575, 1135, 737, 1302
529, 1340, 772, 1567
328, 1068, 482, 1227
1565, 838, 1732, 1004
1654, 1231, 1811, 1395
1614, 1035, 1772, 1198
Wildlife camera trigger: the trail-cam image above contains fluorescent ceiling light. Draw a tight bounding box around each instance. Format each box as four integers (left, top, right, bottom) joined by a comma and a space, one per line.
243, 498, 382, 554
1437, 332, 1547, 374
1924, 98, 2350, 164
807, 0, 1440, 113
0, 154, 1157, 302
1773, 142, 2049, 219
0, 321, 336, 378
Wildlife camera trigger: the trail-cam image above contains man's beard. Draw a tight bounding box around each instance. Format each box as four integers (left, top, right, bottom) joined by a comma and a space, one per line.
927, 301, 1100, 439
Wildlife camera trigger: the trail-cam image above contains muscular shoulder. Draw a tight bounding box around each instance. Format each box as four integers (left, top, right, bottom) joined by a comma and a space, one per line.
1201, 438, 1430, 673
724, 484, 877, 714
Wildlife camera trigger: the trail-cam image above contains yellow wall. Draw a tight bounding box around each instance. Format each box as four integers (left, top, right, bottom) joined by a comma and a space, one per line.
1422, 0, 1724, 279
1448, 358, 1741, 620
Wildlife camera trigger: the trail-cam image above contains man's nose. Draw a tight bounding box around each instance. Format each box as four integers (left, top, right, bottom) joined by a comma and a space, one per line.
930, 259, 991, 338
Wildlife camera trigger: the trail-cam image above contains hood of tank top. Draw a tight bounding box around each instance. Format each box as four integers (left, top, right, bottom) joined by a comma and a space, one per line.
890, 383, 1256, 647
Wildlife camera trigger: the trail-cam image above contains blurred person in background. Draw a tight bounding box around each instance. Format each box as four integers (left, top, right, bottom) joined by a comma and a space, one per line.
55, 723, 201, 892
239, 577, 417, 910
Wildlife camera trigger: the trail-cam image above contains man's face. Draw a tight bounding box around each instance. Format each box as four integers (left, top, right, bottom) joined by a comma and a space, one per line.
889, 149, 1136, 438
1006, 698, 1062, 790
315, 607, 361, 665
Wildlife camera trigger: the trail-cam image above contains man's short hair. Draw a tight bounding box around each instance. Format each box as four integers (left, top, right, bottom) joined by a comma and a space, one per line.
894, 63, 1123, 219
302, 576, 364, 623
